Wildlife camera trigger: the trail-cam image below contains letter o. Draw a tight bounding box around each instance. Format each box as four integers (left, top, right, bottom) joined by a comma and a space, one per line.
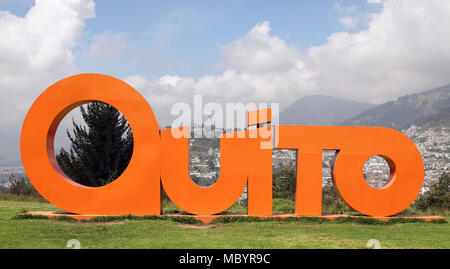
332, 127, 424, 217
20, 74, 161, 215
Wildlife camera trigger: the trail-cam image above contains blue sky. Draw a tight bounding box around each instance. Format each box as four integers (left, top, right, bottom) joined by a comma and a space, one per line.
76, 0, 380, 79
0, 0, 379, 80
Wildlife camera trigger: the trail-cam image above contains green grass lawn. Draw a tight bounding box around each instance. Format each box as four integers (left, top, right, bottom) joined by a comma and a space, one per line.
0, 199, 449, 249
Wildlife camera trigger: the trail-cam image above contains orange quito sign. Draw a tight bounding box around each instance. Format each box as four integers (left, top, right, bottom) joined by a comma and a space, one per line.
20, 74, 424, 218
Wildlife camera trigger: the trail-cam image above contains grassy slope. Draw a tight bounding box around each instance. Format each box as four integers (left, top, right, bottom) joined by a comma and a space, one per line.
0, 200, 449, 249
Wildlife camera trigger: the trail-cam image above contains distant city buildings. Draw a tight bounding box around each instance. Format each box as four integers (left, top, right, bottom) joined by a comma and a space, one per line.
187, 125, 449, 195
403, 125, 449, 190
0, 166, 25, 188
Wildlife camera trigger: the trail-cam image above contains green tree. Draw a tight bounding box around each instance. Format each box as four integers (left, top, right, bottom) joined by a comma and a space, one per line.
272, 163, 297, 200
6, 173, 39, 196
414, 172, 449, 212
56, 102, 133, 187
273, 163, 353, 213
322, 182, 352, 213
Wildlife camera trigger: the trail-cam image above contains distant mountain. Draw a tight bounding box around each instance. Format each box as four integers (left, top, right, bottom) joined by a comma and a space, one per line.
342, 85, 450, 130
279, 95, 376, 125
412, 105, 450, 128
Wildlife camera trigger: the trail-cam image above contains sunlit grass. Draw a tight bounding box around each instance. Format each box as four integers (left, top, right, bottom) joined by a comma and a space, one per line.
0, 199, 448, 249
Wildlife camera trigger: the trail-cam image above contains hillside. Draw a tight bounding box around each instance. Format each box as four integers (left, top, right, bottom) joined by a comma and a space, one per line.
412, 105, 450, 128
279, 95, 376, 125
342, 85, 450, 130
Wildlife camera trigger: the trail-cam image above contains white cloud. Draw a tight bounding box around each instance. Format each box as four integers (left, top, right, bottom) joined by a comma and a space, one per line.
339, 16, 361, 30
334, 2, 358, 14
219, 21, 304, 74
0, 0, 95, 165
308, 0, 450, 102
126, 0, 450, 128
125, 22, 318, 126
89, 31, 128, 59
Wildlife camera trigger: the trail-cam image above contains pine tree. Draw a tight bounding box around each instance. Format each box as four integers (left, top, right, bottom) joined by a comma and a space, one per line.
414, 172, 449, 211
56, 102, 133, 187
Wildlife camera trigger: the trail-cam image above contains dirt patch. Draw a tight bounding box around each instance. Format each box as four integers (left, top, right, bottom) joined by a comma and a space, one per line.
53, 221, 126, 226
170, 223, 221, 229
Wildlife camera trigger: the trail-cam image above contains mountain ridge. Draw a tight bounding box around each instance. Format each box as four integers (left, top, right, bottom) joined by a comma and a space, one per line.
279, 94, 376, 126
341, 85, 450, 130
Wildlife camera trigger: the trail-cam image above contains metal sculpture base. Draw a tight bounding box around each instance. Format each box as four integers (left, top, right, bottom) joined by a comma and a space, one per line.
21, 211, 445, 223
